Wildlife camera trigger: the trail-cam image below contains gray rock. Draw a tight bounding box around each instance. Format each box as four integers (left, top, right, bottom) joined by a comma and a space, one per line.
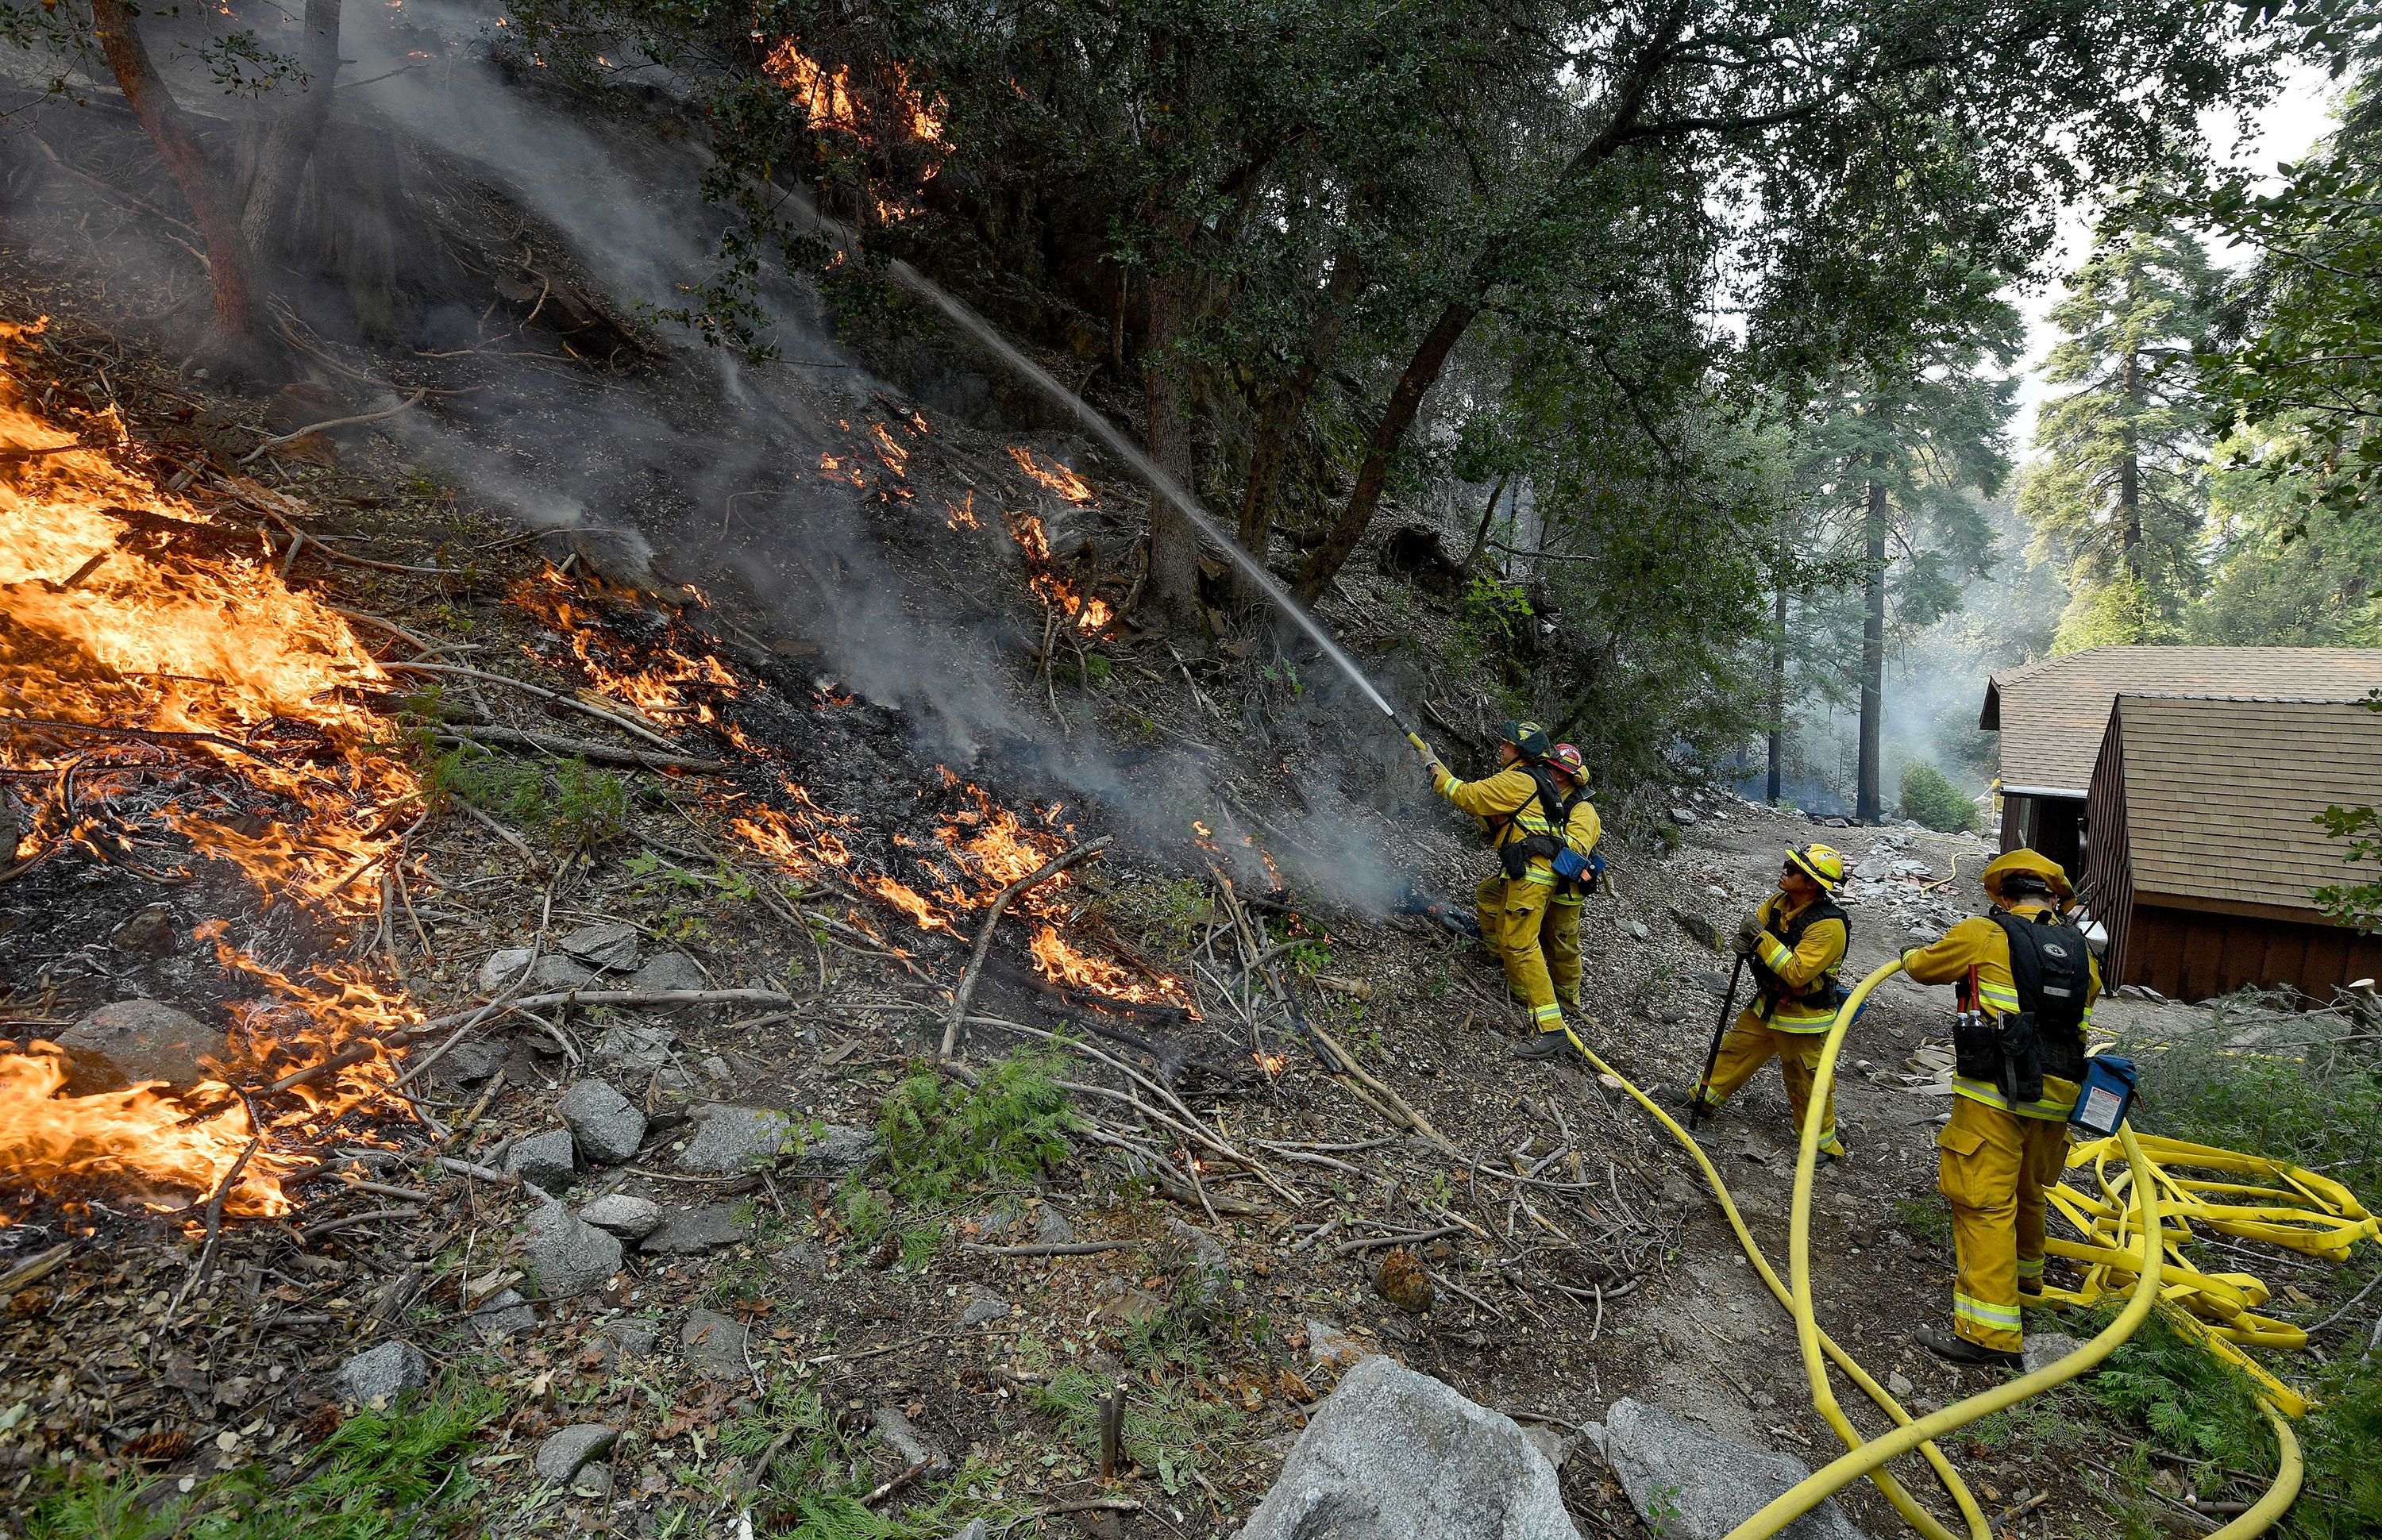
561, 922, 642, 972
1520, 1424, 1575, 1472
700, 1054, 735, 1082
788, 1122, 879, 1176
595, 1023, 678, 1075
1627, 921, 1652, 942
630, 950, 706, 994
571, 1463, 613, 1500
1306, 1317, 1379, 1371
680, 1308, 750, 1380
109, 905, 178, 956
471, 1288, 538, 1341
534, 1424, 619, 1483
56, 999, 218, 1090
873, 1405, 949, 1476
678, 1103, 793, 1173
1235, 1355, 1576, 1540
505, 1129, 579, 1195
598, 1319, 659, 1362
954, 1290, 1011, 1330
1671, 807, 1700, 827
772, 1242, 827, 1277
558, 1079, 647, 1165
333, 1342, 427, 1407
478, 948, 535, 994
1598, 1397, 1864, 1540
578, 1194, 665, 1239
435, 1038, 508, 1085
647, 1065, 700, 1111
639, 1205, 750, 1254
947, 1524, 987, 1540
522, 1198, 623, 1298
1168, 1216, 1231, 1315
531, 955, 598, 991
1033, 1207, 1075, 1247
2022, 1332, 2087, 1376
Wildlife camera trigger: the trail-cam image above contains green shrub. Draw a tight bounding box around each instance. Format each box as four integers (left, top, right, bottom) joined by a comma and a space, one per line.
32, 1385, 500, 1540
876, 1051, 1076, 1210
1454, 574, 1533, 657
1898, 762, 1978, 833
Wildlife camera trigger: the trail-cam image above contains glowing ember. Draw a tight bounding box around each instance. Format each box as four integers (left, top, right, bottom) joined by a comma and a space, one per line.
1007, 446, 1095, 504
946, 490, 980, 531
512, 568, 742, 724
1252, 1051, 1289, 1076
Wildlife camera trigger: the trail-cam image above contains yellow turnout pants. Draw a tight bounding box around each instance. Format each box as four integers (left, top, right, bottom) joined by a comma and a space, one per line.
1473, 872, 1582, 1039
1935, 1084, 2075, 1352
1693, 1011, 1844, 1155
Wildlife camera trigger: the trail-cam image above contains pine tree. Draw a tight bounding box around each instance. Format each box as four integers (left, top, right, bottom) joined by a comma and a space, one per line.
2019, 185, 2221, 650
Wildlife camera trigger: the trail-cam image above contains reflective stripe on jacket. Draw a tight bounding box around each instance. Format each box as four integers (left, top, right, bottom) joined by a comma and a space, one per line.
1751, 891, 1848, 1030
1433, 766, 1600, 888
1903, 904, 2101, 1120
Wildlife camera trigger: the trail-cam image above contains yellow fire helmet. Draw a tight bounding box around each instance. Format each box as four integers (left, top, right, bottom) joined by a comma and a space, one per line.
1785, 843, 1844, 891
1982, 847, 2073, 907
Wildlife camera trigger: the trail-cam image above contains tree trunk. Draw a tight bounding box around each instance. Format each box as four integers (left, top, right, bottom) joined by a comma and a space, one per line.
91, 0, 265, 352
1235, 245, 1363, 589
1460, 474, 1509, 573
2118, 345, 2142, 565
1285, 13, 1679, 604
1856, 478, 1887, 824
1290, 298, 1476, 602
240, 0, 343, 265
1767, 537, 1787, 806
1139, 268, 1205, 633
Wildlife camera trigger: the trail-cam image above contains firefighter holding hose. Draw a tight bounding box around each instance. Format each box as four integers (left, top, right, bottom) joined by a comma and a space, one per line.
1418, 722, 1601, 1061
1687, 844, 1853, 1159
1899, 848, 2101, 1369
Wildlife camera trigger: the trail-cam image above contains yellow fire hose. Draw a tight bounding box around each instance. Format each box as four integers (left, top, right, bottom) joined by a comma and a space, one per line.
1578, 957, 2317, 1540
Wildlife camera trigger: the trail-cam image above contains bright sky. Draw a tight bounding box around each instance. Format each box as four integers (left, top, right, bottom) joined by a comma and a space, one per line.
2010, 61, 2345, 456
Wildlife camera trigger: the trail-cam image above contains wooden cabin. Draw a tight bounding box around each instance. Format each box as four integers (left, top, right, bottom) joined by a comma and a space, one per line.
2079, 695, 2382, 1001
1981, 648, 2382, 1003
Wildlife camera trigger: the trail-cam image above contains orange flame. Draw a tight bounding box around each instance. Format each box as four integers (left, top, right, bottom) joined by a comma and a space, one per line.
0, 318, 422, 1218
1028, 926, 1193, 1010
512, 571, 742, 724
1007, 446, 1094, 504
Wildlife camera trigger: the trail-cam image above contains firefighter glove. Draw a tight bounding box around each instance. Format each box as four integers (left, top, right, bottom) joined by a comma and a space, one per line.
1733, 914, 1763, 955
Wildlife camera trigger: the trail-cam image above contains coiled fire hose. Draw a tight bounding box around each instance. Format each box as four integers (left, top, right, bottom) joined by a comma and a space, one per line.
1576, 957, 2322, 1540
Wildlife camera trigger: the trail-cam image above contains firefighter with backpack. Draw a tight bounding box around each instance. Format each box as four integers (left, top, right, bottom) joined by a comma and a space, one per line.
1898, 848, 2101, 1369
1420, 722, 1601, 1061
1687, 844, 1853, 1159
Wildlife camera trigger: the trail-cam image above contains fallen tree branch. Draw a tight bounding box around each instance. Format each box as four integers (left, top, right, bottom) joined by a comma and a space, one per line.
240, 389, 427, 463
0, 1244, 72, 1303
384, 661, 687, 754
0, 714, 277, 763
435, 725, 723, 772
1333, 1224, 1467, 1257
960, 1239, 1133, 1258
941, 836, 1112, 1060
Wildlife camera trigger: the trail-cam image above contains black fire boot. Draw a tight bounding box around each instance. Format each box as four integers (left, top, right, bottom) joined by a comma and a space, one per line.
1914, 1326, 2023, 1372
1513, 1031, 1571, 1062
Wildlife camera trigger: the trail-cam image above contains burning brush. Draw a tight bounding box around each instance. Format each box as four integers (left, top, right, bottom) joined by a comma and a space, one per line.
0, 318, 418, 1221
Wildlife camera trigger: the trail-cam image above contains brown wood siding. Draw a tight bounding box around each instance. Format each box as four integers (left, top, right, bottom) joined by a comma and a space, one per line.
2122, 903, 2382, 1002
2082, 708, 2136, 984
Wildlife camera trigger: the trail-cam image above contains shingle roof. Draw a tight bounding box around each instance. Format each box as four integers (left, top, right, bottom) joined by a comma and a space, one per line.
2109, 694, 2382, 914
1983, 646, 2382, 795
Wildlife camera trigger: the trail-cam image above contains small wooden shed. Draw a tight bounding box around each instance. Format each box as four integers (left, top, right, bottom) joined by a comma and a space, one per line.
2079, 694, 2382, 1002
1983, 647, 2382, 879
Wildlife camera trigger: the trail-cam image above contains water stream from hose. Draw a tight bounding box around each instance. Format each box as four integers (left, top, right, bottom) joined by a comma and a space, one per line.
874, 258, 1404, 726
